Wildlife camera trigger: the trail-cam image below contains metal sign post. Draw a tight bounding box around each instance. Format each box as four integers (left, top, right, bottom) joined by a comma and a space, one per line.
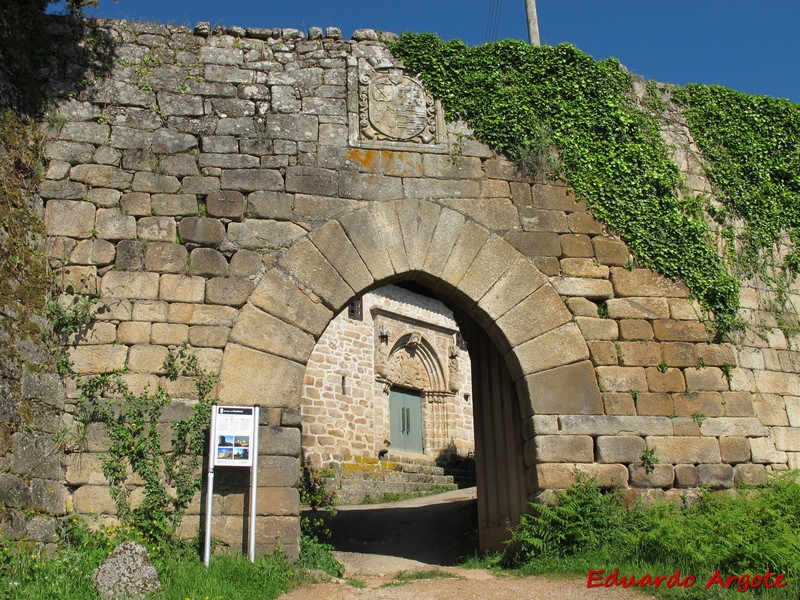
204, 405, 260, 566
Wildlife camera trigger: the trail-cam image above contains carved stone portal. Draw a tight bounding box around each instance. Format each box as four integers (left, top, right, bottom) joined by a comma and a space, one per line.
359, 68, 437, 143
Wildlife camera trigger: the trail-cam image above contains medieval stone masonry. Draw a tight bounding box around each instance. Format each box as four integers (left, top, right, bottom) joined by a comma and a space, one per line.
11, 16, 800, 554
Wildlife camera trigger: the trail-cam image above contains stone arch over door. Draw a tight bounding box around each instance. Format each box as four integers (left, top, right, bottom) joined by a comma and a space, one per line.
217, 198, 603, 549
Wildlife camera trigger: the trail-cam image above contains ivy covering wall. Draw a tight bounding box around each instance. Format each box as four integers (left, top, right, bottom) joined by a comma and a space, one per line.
390, 34, 800, 340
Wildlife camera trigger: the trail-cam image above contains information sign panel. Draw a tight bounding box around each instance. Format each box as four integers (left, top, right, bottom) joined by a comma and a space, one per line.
213, 406, 255, 467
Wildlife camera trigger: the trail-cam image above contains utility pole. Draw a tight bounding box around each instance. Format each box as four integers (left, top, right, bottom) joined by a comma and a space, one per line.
525, 0, 540, 46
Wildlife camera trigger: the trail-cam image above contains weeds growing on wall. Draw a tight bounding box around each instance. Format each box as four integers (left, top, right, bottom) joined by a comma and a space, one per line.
75, 346, 214, 552
675, 84, 800, 339
391, 35, 790, 339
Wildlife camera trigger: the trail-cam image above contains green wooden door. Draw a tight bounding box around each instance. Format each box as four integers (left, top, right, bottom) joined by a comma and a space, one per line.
389, 388, 423, 454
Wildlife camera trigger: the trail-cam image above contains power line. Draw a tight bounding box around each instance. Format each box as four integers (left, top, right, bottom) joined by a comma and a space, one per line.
484, 0, 503, 42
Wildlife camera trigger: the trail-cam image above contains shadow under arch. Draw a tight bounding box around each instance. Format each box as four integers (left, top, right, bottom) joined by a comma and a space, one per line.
218, 198, 605, 550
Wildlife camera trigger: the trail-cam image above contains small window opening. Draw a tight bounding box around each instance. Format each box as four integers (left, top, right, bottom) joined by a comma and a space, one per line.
348, 298, 363, 320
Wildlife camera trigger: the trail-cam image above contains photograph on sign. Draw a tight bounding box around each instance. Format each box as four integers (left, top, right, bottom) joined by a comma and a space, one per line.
213, 407, 255, 467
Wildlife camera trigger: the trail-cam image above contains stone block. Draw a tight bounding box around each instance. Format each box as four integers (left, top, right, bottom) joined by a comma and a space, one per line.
523, 416, 559, 439
439, 198, 519, 231
596, 435, 645, 463
473, 258, 546, 328
653, 320, 711, 342
117, 322, 151, 345
588, 341, 618, 366
603, 393, 635, 415
606, 298, 670, 320
71, 239, 116, 266
205, 277, 254, 307
436, 220, 489, 292
568, 212, 603, 235
635, 393, 673, 416
144, 242, 188, 274
45, 200, 96, 238
309, 221, 373, 295
199, 153, 259, 169
551, 277, 613, 298
189, 326, 229, 348
178, 217, 225, 245
410, 206, 464, 282
230, 250, 262, 277
132, 172, 181, 194
699, 417, 768, 438
168, 303, 237, 326
595, 366, 647, 393
160, 274, 205, 303
574, 317, 618, 341
722, 392, 755, 417
278, 238, 353, 311
259, 426, 301, 457
646, 436, 720, 464
505, 231, 561, 257
661, 342, 698, 367
137, 216, 177, 242
258, 456, 301, 488
697, 464, 734, 489
221, 169, 283, 192
226, 220, 305, 251
673, 392, 725, 417
749, 437, 787, 464
719, 437, 750, 463
773, 427, 800, 451
152, 194, 198, 217
787, 397, 800, 427
493, 284, 572, 351
733, 463, 768, 486
230, 304, 314, 364
100, 272, 160, 299
753, 370, 800, 396
248, 268, 332, 338
753, 396, 789, 426
207, 191, 246, 220
674, 464, 699, 488
218, 344, 304, 407
617, 342, 662, 366
629, 464, 674, 488
646, 367, 686, 393
189, 248, 228, 277
73, 485, 116, 515
512, 323, 589, 378
559, 234, 593, 257
251, 487, 300, 517
519, 361, 603, 417
531, 183, 582, 212
527, 435, 593, 463
561, 415, 673, 436
70, 164, 132, 189
533, 463, 628, 490
39, 179, 87, 200
285, 166, 338, 196
394, 198, 442, 272
150, 323, 189, 345
560, 258, 609, 279
46, 140, 94, 163
127, 344, 169, 374
132, 300, 168, 322
182, 176, 220, 195
610, 268, 689, 298
592, 238, 630, 266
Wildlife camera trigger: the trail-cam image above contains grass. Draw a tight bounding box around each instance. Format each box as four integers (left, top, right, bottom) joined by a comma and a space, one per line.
382, 569, 457, 587
494, 473, 800, 599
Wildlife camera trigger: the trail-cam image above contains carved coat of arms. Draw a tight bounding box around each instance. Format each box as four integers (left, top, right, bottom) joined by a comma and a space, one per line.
359, 68, 437, 143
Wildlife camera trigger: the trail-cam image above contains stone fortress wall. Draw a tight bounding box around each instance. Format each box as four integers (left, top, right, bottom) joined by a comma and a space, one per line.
20, 16, 800, 554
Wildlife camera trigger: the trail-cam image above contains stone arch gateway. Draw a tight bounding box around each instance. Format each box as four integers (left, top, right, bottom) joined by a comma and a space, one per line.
34, 21, 798, 561
216, 199, 602, 550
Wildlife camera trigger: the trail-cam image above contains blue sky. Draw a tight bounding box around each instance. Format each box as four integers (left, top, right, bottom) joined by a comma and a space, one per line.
49, 1, 800, 103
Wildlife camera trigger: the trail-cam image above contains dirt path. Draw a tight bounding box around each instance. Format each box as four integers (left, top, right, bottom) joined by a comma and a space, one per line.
283, 490, 658, 599
279, 551, 658, 600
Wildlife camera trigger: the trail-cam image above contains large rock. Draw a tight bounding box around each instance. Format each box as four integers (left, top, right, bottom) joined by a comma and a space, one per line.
92, 541, 161, 599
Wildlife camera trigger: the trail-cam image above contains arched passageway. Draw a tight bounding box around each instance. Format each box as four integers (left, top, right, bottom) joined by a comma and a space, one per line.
217, 199, 604, 552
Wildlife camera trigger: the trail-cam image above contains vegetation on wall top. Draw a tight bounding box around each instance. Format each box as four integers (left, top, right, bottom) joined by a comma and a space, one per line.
390, 34, 800, 340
